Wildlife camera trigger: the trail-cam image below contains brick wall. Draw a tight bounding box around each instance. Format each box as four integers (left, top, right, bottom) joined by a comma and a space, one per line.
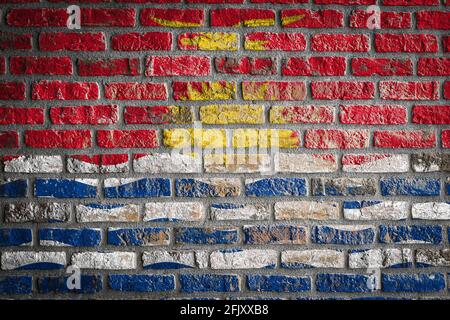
0, 0, 449, 299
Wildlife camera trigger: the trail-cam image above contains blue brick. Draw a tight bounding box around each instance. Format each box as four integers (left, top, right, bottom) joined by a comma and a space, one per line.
382, 273, 445, 293
180, 274, 240, 293
0, 228, 32, 246
34, 179, 97, 198
107, 228, 170, 246
243, 225, 306, 244
316, 274, 374, 293
446, 179, 450, 195
0, 276, 32, 295
380, 177, 440, 196
39, 228, 101, 247
247, 275, 311, 292
175, 178, 240, 197
37, 275, 103, 294
175, 227, 238, 244
379, 225, 442, 244
312, 225, 375, 245
109, 275, 175, 292
245, 178, 306, 197
0, 179, 27, 198
104, 178, 171, 198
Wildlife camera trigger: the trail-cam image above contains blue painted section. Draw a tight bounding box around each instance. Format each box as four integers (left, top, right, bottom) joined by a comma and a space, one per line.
343, 201, 382, 209
175, 179, 238, 197
243, 225, 306, 244
109, 275, 175, 292
312, 226, 375, 245
281, 262, 315, 269
446, 180, 450, 195
0, 228, 32, 246
311, 178, 375, 196
34, 179, 97, 198
180, 274, 240, 293
107, 228, 169, 246
84, 203, 125, 209
175, 227, 238, 244
104, 178, 171, 198
144, 262, 194, 270
380, 178, 440, 196
38, 275, 103, 294
245, 178, 306, 197
316, 274, 373, 293
379, 225, 442, 244
0, 276, 32, 295
382, 273, 445, 292
39, 228, 101, 247
211, 203, 245, 209
0, 179, 27, 198
247, 275, 311, 292
17, 263, 65, 270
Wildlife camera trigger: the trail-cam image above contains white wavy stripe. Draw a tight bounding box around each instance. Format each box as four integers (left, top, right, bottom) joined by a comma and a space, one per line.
4, 155, 63, 173
344, 201, 408, 220
0, 251, 66, 270
134, 154, 201, 173
39, 240, 70, 247
343, 154, 409, 173
103, 178, 144, 188
68, 158, 128, 173
74, 178, 98, 186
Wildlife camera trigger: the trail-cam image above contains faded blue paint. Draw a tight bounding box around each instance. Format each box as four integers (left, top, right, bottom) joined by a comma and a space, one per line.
144, 262, 194, 270
109, 275, 175, 292
316, 274, 373, 293
211, 203, 245, 209
180, 274, 240, 293
380, 178, 440, 196
17, 262, 65, 270
0, 179, 27, 198
247, 275, 311, 292
175, 227, 238, 244
38, 275, 103, 294
108, 228, 169, 246
0, 228, 32, 246
39, 228, 101, 247
0, 276, 32, 295
243, 225, 306, 244
343, 201, 382, 209
245, 178, 306, 197
34, 179, 97, 198
84, 203, 126, 209
379, 225, 442, 244
175, 179, 238, 197
104, 178, 171, 198
382, 273, 445, 292
312, 226, 375, 245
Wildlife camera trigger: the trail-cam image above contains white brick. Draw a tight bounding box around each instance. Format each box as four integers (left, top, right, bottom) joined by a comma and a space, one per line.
275, 153, 337, 173
143, 251, 201, 269
204, 153, 271, 173
4, 202, 70, 223
349, 248, 412, 269
412, 202, 450, 220
1, 251, 66, 270
211, 203, 270, 221
76, 203, 140, 222
275, 201, 339, 220
344, 201, 408, 220
133, 153, 201, 173
416, 249, 450, 267
210, 249, 277, 269
3, 155, 63, 173
342, 154, 409, 173
281, 250, 345, 269
71, 252, 136, 270
144, 202, 205, 222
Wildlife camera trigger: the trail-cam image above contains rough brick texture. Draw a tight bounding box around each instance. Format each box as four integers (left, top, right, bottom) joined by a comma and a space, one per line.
0, 1, 448, 301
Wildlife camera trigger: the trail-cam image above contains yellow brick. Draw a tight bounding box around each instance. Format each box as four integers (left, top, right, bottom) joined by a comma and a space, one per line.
163, 129, 226, 149
232, 129, 301, 148
200, 104, 264, 124
182, 82, 236, 101
180, 32, 239, 51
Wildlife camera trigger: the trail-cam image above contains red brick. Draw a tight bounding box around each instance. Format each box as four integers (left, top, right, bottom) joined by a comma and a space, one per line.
412, 105, 450, 124
0, 107, 44, 125
215, 57, 276, 75
0, 33, 32, 50
340, 105, 407, 125
242, 81, 306, 101
112, 32, 172, 51
50, 105, 118, 125
77, 58, 140, 76
0, 57, 5, 74
25, 130, 92, 148
187, 0, 243, 2
270, 105, 334, 124
10, 57, 72, 75
251, 0, 307, 2
146, 56, 210, 76
117, 0, 180, 2
245, 32, 306, 51
305, 129, 369, 149
445, 82, 450, 99
311, 81, 374, 100
442, 130, 450, 148
0, 0, 40, 2
417, 11, 450, 29
97, 130, 158, 148
374, 130, 436, 148
124, 106, 192, 124
0, 131, 19, 148
6, 9, 67, 27
141, 8, 204, 27
39, 32, 106, 51
314, 0, 375, 3
375, 34, 438, 53
211, 9, 275, 27
32, 81, 99, 100
281, 9, 343, 28
173, 81, 236, 101
379, 81, 439, 100
382, 0, 438, 4
351, 58, 412, 76
349, 10, 411, 29
311, 34, 369, 52
81, 8, 135, 27
0, 82, 26, 100
282, 57, 346, 76
104, 82, 167, 100
444, 36, 450, 52
417, 58, 450, 76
